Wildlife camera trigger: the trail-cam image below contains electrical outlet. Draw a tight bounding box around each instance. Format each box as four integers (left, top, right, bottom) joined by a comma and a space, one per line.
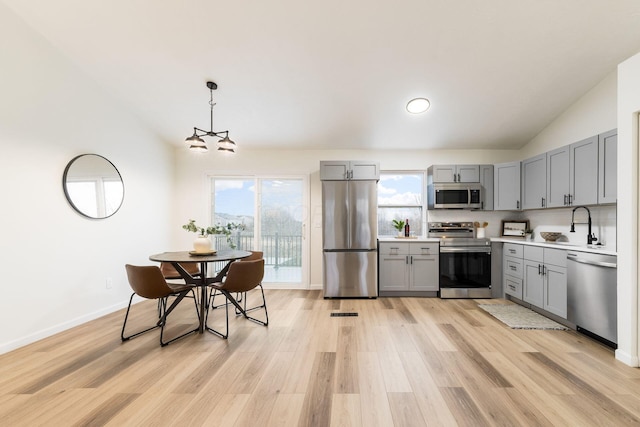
106, 278, 113, 289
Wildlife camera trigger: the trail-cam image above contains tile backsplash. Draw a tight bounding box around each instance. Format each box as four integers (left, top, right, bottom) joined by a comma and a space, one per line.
426, 204, 617, 250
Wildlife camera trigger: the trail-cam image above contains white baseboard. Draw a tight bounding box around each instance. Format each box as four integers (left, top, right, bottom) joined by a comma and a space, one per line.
615, 349, 640, 367
0, 298, 137, 355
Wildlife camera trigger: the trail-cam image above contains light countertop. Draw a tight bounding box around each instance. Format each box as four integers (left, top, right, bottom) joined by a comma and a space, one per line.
491, 237, 617, 256
378, 237, 441, 243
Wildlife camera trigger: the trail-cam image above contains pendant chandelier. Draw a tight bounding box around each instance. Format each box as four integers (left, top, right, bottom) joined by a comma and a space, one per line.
185, 81, 236, 153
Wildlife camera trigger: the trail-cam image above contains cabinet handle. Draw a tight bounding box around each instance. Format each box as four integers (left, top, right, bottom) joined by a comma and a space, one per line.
568, 194, 572, 205
509, 249, 516, 254
516, 200, 520, 209
541, 197, 545, 208
410, 256, 413, 265
458, 173, 461, 182
542, 265, 546, 276
508, 284, 516, 291
509, 265, 517, 271
538, 264, 542, 275
563, 194, 567, 206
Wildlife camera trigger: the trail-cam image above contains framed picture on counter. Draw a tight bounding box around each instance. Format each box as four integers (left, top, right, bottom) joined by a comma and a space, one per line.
501, 220, 529, 237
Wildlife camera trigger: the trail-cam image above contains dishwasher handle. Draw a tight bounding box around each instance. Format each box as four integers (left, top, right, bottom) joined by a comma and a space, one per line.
567, 253, 617, 269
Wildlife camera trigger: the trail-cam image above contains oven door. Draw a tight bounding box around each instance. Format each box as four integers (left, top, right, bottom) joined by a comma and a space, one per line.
439, 247, 491, 292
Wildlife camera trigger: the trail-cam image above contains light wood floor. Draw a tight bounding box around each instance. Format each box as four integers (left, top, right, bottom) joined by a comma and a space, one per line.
1, 290, 639, 426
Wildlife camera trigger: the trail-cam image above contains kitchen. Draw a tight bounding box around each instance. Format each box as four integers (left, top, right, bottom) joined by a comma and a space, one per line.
321, 145, 617, 344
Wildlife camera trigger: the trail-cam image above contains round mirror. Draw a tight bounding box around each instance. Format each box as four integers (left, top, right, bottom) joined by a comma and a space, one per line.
63, 154, 124, 219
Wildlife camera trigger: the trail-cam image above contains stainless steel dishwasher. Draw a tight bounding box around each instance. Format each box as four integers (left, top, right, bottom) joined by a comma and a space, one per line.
567, 251, 617, 348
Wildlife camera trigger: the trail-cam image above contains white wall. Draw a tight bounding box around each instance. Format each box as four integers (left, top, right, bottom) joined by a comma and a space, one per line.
617, 52, 640, 367
0, 4, 174, 353
520, 71, 618, 158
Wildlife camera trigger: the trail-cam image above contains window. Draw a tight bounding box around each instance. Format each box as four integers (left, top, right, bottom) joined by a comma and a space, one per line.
377, 172, 424, 236
210, 176, 307, 285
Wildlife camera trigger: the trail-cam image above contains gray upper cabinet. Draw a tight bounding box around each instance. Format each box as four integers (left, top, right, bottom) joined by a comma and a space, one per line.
598, 129, 617, 204
546, 146, 570, 208
430, 165, 480, 183
494, 161, 521, 210
320, 161, 380, 180
479, 165, 494, 210
521, 154, 547, 210
569, 136, 598, 206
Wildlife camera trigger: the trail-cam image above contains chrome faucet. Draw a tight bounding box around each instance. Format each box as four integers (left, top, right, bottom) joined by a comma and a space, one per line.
570, 206, 597, 245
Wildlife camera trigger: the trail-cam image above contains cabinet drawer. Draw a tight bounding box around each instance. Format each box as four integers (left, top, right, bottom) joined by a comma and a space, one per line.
504, 243, 523, 258
504, 276, 523, 299
409, 242, 438, 256
524, 245, 544, 262
379, 242, 409, 256
503, 256, 523, 279
544, 248, 567, 268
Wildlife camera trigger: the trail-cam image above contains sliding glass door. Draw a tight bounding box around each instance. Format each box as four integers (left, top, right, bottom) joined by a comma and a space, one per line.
210, 176, 307, 286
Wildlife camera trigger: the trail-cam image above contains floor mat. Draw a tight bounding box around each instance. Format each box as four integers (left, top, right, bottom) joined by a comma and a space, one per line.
478, 303, 569, 330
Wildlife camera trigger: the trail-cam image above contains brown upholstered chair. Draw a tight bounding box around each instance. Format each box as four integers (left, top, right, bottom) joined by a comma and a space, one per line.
160, 262, 201, 280
205, 258, 267, 339
122, 264, 199, 346
210, 251, 264, 309
241, 251, 263, 262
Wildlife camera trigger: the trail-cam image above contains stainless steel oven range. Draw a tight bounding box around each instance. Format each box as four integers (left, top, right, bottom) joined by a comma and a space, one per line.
428, 222, 492, 298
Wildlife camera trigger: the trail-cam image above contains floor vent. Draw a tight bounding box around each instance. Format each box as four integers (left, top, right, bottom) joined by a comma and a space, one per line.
330, 312, 358, 317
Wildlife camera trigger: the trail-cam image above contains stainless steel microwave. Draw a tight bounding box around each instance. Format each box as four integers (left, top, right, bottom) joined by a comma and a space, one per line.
428, 182, 483, 209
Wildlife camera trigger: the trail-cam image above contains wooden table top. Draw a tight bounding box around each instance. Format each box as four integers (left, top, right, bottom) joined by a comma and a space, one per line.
149, 250, 251, 263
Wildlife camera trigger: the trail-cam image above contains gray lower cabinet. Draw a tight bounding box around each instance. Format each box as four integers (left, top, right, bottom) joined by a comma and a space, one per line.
522, 246, 567, 318
379, 242, 439, 293
503, 243, 524, 299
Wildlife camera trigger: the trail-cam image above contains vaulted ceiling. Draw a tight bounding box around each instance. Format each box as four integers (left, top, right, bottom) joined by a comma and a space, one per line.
6, 0, 640, 151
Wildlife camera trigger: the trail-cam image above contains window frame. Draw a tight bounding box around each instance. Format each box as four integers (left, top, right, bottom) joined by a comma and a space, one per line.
377, 170, 426, 237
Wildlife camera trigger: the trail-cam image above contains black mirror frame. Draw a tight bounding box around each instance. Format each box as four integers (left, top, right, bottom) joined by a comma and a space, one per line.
62, 153, 125, 219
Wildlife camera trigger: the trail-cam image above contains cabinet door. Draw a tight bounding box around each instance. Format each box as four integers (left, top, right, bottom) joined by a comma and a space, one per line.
570, 136, 598, 206
320, 161, 349, 180
523, 260, 544, 307
598, 129, 617, 204
350, 161, 380, 180
409, 255, 439, 291
431, 165, 456, 182
521, 154, 547, 209
479, 165, 494, 210
457, 165, 480, 182
379, 255, 409, 291
546, 146, 570, 208
544, 265, 567, 318
494, 162, 521, 210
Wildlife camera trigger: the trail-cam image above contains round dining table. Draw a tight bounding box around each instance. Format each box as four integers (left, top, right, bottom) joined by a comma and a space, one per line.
149, 250, 251, 333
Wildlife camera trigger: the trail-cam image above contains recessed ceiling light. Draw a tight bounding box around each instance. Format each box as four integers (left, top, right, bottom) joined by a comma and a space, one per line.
406, 98, 430, 114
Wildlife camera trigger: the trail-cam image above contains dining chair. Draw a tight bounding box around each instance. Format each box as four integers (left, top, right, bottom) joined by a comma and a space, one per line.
122, 264, 200, 346
160, 262, 201, 281
205, 258, 268, 339
209, 251, 263, 310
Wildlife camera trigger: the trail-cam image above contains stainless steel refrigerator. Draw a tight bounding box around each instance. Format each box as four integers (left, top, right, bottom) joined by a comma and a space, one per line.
322, 180, 378, 298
